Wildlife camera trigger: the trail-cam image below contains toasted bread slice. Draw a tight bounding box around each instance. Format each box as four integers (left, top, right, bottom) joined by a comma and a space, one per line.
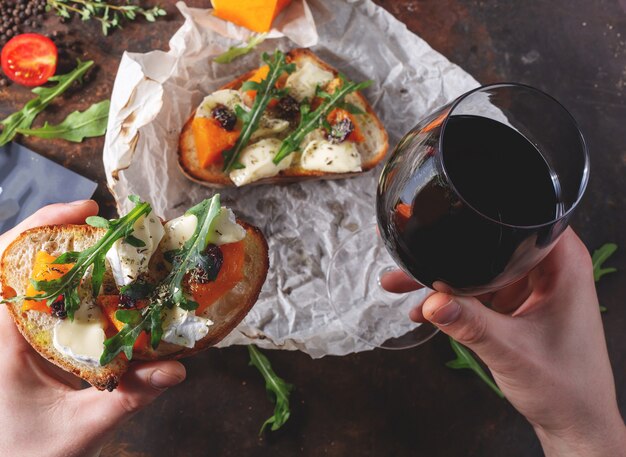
178, 48, 389, 187
0, 222, 268, 391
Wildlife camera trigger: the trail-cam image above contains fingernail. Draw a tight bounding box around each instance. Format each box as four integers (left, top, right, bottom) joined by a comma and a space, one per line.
429, 299, 461, 326
69, 199, 90, 206
150, 369, 184, 389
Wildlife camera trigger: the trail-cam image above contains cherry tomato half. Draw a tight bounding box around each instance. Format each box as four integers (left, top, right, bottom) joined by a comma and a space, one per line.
1, 33, 58, 87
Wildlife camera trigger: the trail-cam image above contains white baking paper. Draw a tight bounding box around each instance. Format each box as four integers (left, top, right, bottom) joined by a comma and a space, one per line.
103, 0, 479, 357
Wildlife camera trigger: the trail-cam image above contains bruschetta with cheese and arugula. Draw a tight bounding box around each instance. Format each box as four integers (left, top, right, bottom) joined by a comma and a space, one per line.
0, 195, 268, 391
179, 48, 389, 187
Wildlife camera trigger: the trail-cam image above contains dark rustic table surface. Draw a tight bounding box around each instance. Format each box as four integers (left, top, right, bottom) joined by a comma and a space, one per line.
1, 1, 624, 456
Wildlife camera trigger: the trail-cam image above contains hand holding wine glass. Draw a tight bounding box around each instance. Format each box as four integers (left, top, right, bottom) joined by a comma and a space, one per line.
382, 228, 626, 457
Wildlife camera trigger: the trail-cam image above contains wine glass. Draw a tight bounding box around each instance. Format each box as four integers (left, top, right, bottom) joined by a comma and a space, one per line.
328, 83, 589, 349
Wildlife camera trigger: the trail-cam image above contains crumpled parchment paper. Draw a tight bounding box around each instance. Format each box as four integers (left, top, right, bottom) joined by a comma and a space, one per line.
103, 0, 479, 358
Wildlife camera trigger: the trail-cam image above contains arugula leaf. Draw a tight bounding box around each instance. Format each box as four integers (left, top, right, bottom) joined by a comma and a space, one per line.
156, 195, 222, 311
1, 196, 151, 320
120, 280, 155, 300
100, 195, 225, 364
273, 77, 373, 164
222, 50, 295, 171
445, 337, 504, 398
248, 345, 294, 435
214, 33, 268, 64
86, 216, 110, 229
15, 100, 110, 142
0, 60, 94, 147
592, 243, 617, 282
100, 304, 162, 365
123, 235, 146, 248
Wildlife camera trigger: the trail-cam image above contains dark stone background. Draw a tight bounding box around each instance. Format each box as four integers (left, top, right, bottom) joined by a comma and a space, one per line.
0, 1, 623, 456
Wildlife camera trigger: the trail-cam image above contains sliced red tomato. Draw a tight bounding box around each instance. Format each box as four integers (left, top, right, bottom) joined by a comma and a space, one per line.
1, 33, 58, 87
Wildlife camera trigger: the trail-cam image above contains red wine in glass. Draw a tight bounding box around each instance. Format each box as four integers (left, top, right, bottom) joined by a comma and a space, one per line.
377, 85, 588, 296
328, 83, 588, 350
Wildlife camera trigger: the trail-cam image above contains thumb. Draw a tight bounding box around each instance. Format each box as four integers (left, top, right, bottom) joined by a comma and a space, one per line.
75, 361, 186, 437
422, 292, 516, 367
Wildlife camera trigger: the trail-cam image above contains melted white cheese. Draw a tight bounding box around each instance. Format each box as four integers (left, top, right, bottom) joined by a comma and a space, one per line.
300, 140, 362, 173
229, 138, 293, 186
161, 214, 198, 252
210, 208, 246, 245
250, 115, 290, 141
106, 211, 165, 287
285, 62, 334, 101
195, 90, 244, 118
161, 305, 213, 348
161, 208, 245, 252
52, 301, 106, 367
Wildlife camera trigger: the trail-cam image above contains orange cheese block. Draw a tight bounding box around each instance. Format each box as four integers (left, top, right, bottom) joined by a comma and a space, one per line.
192, 116, 240, 168
23, 251, 74, 313
212, 0, 292, 33
191, 241, 245, 315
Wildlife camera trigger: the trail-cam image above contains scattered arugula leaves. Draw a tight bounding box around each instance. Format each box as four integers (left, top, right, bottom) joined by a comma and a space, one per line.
222, 50, 295, 171
272, 77, 373, 164
248, 345, 294, 435
446, 337, 504, 398
46, 0, 167, 36
1, 195, 151, 321
592, 243, 617, 282
15, 100, 110, 142
214, 33, 268, 64
0, 60, 94, 147
591, 242, 618, 313
100, 195, 224, 364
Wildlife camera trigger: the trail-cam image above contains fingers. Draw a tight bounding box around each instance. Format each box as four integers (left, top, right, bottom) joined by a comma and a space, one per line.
380, 270, 423, 293
0, 200, 99, 256
421, 292, 517, 367
77, 361, 186, 435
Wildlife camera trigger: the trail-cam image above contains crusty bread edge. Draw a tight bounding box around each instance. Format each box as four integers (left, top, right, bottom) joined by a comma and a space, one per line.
178, 48, 389, 188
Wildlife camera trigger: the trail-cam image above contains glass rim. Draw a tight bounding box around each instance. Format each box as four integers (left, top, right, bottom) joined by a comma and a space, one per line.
437, 82, 590, 230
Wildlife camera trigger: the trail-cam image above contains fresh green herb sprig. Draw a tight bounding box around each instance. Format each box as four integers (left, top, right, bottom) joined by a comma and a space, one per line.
1, 195, 151, 321
100, 195, 225, 365
16, 99, 110, 142
248, 345, 294, 435
0, 60, 94, 147
446, 337, 504, 398
591, 242, 618, 312
214, 33, 268, 64
592, 243, 617, 282
222, 50, 295, 172
46, 0, 167, 36
272, 77, 372, 165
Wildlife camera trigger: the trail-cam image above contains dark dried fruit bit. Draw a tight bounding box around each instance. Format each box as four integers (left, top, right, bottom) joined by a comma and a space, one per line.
118, 294, 138, 309
192, 244, 223, 284
275, 95, 300, 121
51, 296, 67, 319
212, 104, 237, 131
327, 118, 354, 144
